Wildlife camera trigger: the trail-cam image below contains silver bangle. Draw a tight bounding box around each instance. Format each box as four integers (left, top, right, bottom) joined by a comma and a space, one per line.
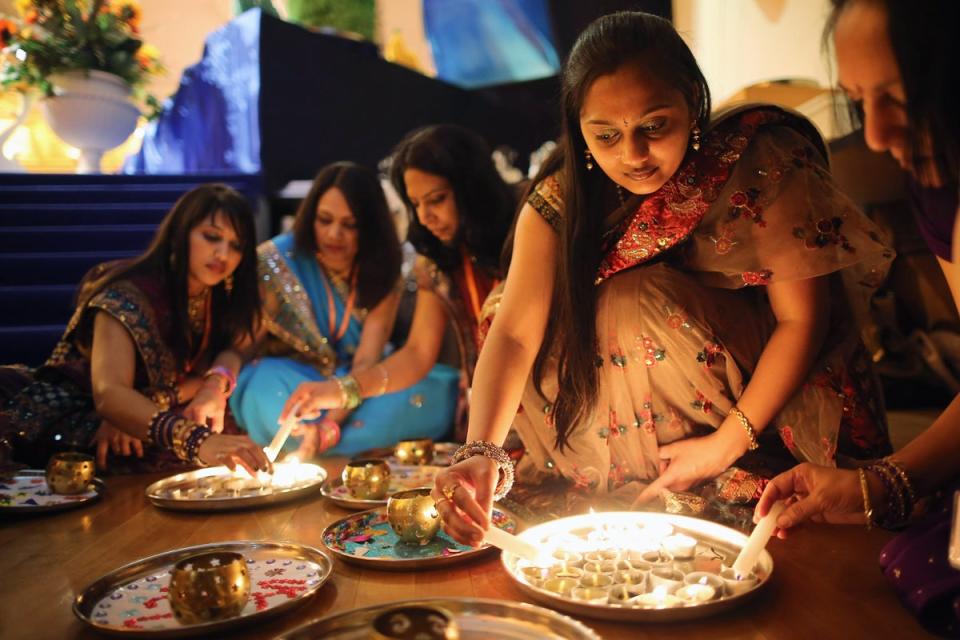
452, 440, 515, 501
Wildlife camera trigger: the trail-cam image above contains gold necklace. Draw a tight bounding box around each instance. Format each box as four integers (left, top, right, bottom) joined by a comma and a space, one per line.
187, 288, 209, 335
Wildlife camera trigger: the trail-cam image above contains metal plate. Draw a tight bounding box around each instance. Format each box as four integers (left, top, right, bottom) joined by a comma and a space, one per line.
145, 463, 326, 512
0, 469, 104, 514
322, 506, 517, 570
502, 511, 773, 622
352, 442, 458, 467
320, 465, 442, 510
277, 597, 601, 639
73, 540, 333, 638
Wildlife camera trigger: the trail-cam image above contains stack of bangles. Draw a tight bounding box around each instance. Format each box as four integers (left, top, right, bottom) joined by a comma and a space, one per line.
861, 457, 918, 529
203, 365, 237, 397
335, 374, 362, 409
452, 440, 515, 501
148, 410, 213, 464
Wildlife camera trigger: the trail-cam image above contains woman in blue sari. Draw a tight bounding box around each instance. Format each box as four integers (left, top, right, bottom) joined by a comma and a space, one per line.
231, 162, 459, 457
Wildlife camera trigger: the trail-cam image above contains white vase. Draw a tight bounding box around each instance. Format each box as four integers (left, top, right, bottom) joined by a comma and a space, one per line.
41, 70, 141, 174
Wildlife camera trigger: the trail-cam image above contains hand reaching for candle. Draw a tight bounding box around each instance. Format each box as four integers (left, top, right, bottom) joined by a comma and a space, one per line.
183, 384, 227, 433
431, 456, 499, 547
279, 381, 342, 423
755, 463, 870, 538
632, 428, 745, 505
198, 434, 272, 477
93, 420, 144, 469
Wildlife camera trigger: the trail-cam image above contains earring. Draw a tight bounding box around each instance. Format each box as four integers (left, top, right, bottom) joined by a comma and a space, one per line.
690, 126, 702, 151
584, 149, 594, 170
224, 274, 233, 295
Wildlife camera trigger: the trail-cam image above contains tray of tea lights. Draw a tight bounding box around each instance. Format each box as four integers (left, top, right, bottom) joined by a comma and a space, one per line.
321, 464, 443, 510
73, 540, 333, 638
277, 597, 601, 639
145, 463, 327, 511
502, 511, 772, 622
0, 469, 104, 514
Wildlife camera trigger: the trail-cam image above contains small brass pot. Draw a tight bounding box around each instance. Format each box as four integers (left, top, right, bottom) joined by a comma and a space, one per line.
45, 452, 95, 495
386, 487, 441, 545
393, 439, 434, 465
371, 604, 459, 639
342, 459, 391, 500
168, 551, 251, 625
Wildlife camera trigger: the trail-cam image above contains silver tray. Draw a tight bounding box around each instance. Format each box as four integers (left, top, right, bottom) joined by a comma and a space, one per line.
277, 597, 601, 639
145, 463, 326, 511
502, 511, 773, 622
322, 506, 519, 571
0, 469, 104, 514
73, 540, 333, 638
320, 464, 442, 510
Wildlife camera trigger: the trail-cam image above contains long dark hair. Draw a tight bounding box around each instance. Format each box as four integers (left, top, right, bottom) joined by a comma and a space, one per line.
826, 0, 960, 187
80, 184, 261, 369
536, 11, 711, 450
292, 162, 401, 309
389, 124, 516, 277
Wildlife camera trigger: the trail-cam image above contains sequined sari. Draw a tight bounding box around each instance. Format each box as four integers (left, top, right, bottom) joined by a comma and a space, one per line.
506, 106, 895, 521
0, 265, 211, 472
230, 233, 459, 456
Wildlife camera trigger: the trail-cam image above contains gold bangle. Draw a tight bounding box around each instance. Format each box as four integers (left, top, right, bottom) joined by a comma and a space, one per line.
375, 364, 389, 397
858, 468, 873, 530
729, 406, 760, 451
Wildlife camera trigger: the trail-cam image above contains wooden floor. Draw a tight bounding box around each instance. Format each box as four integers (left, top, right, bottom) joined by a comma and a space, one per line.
0, 457, 936, 639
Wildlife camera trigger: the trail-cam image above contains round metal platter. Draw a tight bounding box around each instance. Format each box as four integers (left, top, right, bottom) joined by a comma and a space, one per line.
0, 469, 104, 514
73, 540, 333, 638
501, 511, 773, 622
320, 464, 442, 510
322, 506, 518, 570
145, 463, 327, 512
277, 597, 601, 639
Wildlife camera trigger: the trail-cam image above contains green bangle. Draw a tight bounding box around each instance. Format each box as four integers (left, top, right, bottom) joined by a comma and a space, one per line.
335, 374, 362, 410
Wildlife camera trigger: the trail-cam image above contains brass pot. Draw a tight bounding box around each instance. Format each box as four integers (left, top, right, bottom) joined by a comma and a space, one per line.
45, 452, 95, 495
167, 551, 251, 625
387, 487, 441, 545
342, 459, 391, 500
393, 439, 434, 465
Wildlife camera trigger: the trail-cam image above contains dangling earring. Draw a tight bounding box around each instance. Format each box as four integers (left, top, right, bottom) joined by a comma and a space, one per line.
690, 125, 702, 151
584, 149, 595, 170
224, 274, 233, 295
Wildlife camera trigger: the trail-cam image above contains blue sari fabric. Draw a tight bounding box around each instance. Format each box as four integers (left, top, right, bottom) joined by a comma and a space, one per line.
231, 233, 459, 456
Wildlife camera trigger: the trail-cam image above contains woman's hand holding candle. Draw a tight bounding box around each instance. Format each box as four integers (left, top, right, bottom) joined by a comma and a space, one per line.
732, 500, 786, 579
431, 456, 499, 547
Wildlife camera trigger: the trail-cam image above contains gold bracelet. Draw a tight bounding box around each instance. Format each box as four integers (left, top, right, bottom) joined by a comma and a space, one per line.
729, 406, 760, 451
375, 364, 389, 397
858, 468, 873, 530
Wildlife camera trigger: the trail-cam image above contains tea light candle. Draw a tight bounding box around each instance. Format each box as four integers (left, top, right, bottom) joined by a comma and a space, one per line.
720, 567, 758, 596
552, 550, 583, 565
571, 587, 610, 604
732, 500, 786, 578
648, 568, 684, 593
484, 526, 549, 565
675, 583, 716, 603
661, 533, 697, 559
633, 587, 684, 609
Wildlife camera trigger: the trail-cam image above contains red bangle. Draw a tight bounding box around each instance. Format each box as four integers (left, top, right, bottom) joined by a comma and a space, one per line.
203, 365, 236, 397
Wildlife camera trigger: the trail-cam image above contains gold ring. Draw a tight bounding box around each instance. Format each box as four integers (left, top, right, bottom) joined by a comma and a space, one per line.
441, 483, 458, 501
435, 496, 450, 507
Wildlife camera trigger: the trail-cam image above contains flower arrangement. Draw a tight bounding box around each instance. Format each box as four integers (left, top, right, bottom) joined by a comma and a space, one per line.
0, 0, 164, 116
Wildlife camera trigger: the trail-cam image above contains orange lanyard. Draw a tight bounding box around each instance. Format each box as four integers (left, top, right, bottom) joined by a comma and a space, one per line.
320, 269, 357, 343
461, 249, 483, 321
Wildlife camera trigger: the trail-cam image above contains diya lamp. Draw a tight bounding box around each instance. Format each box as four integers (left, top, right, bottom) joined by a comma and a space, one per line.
45, 452, 96, 495
393, 439, 434, 465
387, 488, 441, 545
371, 605, 459, 640
168, 551, 251, 624
342, 459, 391, 500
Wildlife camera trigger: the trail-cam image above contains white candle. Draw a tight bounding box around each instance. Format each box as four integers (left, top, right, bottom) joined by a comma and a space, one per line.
675, 583, 716, 603
732, 500, 786, 579
661, 533, 697, 559
484, 526, 548, 565
266, 410, 299, 463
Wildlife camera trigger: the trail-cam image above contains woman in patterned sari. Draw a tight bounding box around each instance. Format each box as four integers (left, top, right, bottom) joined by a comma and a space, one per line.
0, 184, 269, 475
231, 162, 459, 458
431, 11, 895, 546
278, 126, 518, 442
